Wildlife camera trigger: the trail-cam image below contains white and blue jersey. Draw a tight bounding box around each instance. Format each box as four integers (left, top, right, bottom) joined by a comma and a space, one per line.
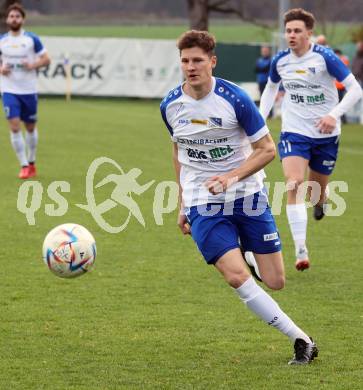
0, 29, 46, 94
160, 77, 269, 208
161, 77, 281, 259
270, 44, 351, 138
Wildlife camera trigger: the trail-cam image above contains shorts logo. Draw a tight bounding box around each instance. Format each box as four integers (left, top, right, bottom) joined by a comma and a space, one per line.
263, 232, 278, 241
322, 160, 335, 166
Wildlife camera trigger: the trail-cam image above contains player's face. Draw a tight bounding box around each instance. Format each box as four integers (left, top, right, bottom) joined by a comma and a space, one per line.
261, 46, 270, 57
6, 10, 24, 32
180, 47, 216, 89
285, 20, 312, 53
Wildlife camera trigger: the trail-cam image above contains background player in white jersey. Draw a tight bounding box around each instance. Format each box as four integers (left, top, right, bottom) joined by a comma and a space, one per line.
0, 3, 50, 179
260, 8, 362, 271
161, 30, 318, 365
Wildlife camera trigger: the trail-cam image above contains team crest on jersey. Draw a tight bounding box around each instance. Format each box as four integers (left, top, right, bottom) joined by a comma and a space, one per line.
308, 67, 316, 74
209, 117, 222, 127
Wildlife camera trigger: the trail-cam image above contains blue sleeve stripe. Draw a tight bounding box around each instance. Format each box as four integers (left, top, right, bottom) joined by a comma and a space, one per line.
160, 103, 173, 135
24, 31, 44, 54
269, 49, 290, 83
160, 86, 182, 136
313, 45, 350, 82
214, 78, 266, 137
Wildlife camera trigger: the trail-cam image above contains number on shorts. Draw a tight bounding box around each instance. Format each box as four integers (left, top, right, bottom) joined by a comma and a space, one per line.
281, 140, 292, 153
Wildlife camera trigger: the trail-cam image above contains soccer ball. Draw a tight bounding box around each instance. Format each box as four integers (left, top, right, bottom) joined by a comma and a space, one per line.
42, 223, 96, 278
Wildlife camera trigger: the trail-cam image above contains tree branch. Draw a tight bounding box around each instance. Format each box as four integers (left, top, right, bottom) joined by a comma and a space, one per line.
209, 0, 232, 9
209, 6, 243, 16
207, 0, 270, 28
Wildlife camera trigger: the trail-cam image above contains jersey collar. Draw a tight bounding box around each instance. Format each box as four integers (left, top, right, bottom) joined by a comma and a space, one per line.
181, 77, 216, 101
8, 28, 25, 37
290, 42, 314, 59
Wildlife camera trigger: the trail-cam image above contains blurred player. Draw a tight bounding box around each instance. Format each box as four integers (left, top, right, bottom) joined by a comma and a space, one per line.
315, 34, 327, 47
160, 30, 318, 365
0, 3, 50, 179
255, 46, 272, 101
260, 8, 362, 271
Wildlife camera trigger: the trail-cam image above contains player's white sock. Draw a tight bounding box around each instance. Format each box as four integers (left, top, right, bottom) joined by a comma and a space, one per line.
10, 131, 28, 167
25, 128, 38, 163
236, 276, 311, 343
286, 203, 308, 256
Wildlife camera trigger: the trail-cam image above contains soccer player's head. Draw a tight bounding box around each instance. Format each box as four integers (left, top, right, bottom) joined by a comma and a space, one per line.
315, 34, 327, 46
6, 2, 26, 32
261, 45, 271, 57
177, 30, 217, 88
283, 8, 315, 52
356, 41, 363, 55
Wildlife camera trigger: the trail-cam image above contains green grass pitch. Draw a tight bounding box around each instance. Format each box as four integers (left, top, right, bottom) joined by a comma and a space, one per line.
0, 97, 362, 389
30, 23, 356, 46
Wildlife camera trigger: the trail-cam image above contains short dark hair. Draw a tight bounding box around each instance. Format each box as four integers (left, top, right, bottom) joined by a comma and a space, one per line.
6, 3, 26, 19
177, 30, 216, 56
284, 8, 315, 30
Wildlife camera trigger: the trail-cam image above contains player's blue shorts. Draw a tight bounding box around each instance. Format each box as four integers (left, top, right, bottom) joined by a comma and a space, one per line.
278, 132, 339, 175
186, 190, 282, 265
2, 92, 38, 123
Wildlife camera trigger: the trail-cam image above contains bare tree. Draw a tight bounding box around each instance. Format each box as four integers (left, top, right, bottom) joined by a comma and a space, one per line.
0, 0, 21, 32
187, 0, 270, 31
187, 0, 208, 30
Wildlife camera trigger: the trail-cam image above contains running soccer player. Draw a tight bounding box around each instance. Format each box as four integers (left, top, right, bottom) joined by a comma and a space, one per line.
160, 30, 318, 365
260, 8, 362, 271
0, 3, 50, 179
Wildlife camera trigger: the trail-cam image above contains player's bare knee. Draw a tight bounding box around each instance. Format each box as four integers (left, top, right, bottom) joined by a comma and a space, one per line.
264, 275, 285, 290
225, 271, 250, 289
286, 177, 304, 193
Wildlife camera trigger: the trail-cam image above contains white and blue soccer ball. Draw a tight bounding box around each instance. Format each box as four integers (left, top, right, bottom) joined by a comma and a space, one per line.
42, 223, 96, 278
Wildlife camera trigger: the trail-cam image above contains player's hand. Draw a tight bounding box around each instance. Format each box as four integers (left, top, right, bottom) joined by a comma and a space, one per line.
205, 175, 238, 195
177, 213, 191, 235
21, 61, 34, 71
316, 115, 336, 134
0, 64, 11, 76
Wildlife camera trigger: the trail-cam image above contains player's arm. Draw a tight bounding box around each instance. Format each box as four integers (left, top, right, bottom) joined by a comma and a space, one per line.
317, 53, 363, 133
259, 79, 280, 120
317, 74, 362, 133
172, 142, 190, 234
22, 35, 51, 71
206, 133, 276, 195
0, 50, 11, 76
161, 93, 190, 234
22, 52, 50, 71
259, 54, 281, 120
